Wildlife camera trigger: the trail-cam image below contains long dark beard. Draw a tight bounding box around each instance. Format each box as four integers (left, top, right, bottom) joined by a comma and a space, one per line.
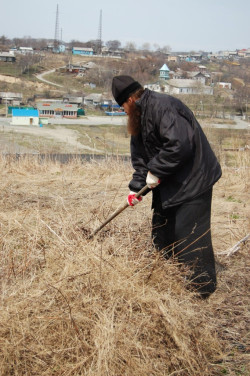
127, 102, 141, 136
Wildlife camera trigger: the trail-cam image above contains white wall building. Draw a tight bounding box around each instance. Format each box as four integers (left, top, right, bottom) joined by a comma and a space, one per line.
165, 79, 213, 95
11, 109, 40, 126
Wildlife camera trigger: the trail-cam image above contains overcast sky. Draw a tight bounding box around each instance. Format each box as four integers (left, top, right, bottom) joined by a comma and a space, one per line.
1, 0, 250, 52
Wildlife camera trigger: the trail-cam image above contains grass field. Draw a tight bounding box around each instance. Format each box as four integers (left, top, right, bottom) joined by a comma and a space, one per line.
0, 138, 249, 375
0, 120, 249, 162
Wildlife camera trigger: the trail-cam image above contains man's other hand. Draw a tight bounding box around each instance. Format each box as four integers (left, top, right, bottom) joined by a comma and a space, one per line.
146, 171, 160, 189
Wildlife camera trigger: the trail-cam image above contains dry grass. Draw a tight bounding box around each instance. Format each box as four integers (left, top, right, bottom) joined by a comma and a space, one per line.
0, 153, 249, 376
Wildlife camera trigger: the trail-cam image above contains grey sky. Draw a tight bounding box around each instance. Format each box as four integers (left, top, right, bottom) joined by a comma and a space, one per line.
1, 0, 250, 52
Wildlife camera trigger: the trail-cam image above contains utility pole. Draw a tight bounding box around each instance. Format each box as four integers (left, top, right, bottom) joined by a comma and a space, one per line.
54, 4, 60, 52
97, 9, 102, 55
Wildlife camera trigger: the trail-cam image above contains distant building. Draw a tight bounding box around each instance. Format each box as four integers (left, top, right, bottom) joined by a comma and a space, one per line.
198, 65, 207, 73
189, 53, 203, 62
159, 63, 170, 80
166, 55, 180, 63
187, 71, 206, 84
84, 94, 103, 106
72, 47, 94, 56
63, 95, 83, 106
66, 63, 86, 74
18, 47, 33, 54
217, 82, 232, 90
53, 44, 66, 54
101, 47, 124, 58
0, 52, 16, 62
169, 69, 209, 84
0, 92, 23, 106
144, 82, 162, 92
11, 109, 39, 126
165, 79, 213, 95
37, 102, 78, 118
144, 79, 213, 95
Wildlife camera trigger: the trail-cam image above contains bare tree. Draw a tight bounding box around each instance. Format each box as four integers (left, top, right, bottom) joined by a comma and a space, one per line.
159, 45, 172, 54
17, 54, 43, 75
125, 41, 137, 52
105, 40, 121, 50
153, 43, 160, 51
0, 35, 9, 46
141, 43, 151, 52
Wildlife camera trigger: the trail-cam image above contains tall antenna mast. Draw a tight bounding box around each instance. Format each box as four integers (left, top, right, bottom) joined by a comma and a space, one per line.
54, 4, 60, 49
97, 9, 102, 54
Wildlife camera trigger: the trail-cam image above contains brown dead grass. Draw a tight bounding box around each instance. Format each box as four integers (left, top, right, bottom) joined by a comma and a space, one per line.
0, 152, 249, 376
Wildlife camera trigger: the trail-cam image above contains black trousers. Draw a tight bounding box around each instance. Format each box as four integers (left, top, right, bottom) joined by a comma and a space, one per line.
152, 188, 216, 298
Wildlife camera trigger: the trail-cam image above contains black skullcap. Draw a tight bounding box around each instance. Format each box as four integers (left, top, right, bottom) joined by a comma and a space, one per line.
112, 75, 142, 106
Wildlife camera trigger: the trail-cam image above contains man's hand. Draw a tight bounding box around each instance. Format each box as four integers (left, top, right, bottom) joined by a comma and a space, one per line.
127, 191, 143, 206
146, 171, 160, 189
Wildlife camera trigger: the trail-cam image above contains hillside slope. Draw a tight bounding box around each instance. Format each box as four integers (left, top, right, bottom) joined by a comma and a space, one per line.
0, 154, 249, 375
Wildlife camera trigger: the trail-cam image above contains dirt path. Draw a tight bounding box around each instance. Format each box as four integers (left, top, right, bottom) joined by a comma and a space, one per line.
0, 123, 102, 153
35, 69, 63, 87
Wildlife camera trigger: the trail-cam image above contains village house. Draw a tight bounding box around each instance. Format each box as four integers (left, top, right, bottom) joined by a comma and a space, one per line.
84, 94, 103, 106
11, 108, 40, 126
216, 82, 232, 90
101, 47, 124, 58
63, 95, 83, 106
169, 68, 209, 84
187, 71, 206, 84
166, 55, 180, 63
37, 102, 78, 118
72, 47, 94, 56
17, 47, 34, 55
165, 79, 213, 95
177, 53, 203, 62
0, 52, 16, 62
144, 82, 162, 92
0, 92, 23, 106
159, 64, 170, 80
198, 65, 207, 73
66, 63, 86, 74
237, 48, 250, 58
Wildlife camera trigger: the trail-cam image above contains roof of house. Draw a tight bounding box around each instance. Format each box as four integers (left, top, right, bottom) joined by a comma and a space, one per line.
159, 63, 170, 71
72, 47, 93, 52
168, 79, 205, 88
0, 52, 15, 58
36, 102, 78, 111
188, 71, 206, 78
12, 109, 39, 117
19, 47, 33, 51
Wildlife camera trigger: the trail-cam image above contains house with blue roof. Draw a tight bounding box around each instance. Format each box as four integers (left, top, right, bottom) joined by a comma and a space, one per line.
11, 108, 40, 126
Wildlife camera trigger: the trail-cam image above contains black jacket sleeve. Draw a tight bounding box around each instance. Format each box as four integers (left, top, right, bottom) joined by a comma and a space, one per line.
129, 133, 150, 193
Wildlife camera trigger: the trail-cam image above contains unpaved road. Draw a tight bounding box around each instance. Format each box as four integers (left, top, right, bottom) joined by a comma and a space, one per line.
35, 69, 63, 87
0, 115, 128, 154
0, 115, 248, 155
0, 120, 103, 153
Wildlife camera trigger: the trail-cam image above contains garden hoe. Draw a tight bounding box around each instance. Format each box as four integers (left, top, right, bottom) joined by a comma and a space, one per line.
88, 184, 148, 239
